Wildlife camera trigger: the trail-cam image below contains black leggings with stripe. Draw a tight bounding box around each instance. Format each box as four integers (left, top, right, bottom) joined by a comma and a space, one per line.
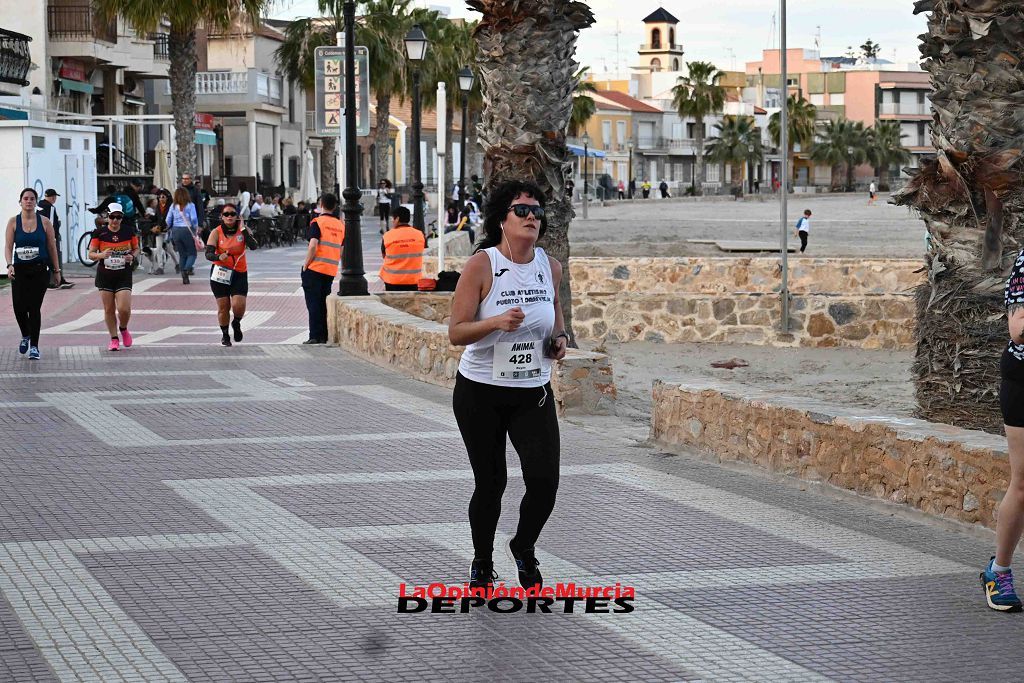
453, 372, 560, 560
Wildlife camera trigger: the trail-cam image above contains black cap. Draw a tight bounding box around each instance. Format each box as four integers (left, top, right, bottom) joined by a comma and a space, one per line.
44, 188, 59, 197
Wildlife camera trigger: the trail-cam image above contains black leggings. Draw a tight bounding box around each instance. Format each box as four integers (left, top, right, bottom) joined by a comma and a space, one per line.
11, 264, 49, 345
378, 203, 391, 223
453, 372, 560, 559
799, 230, 808, 252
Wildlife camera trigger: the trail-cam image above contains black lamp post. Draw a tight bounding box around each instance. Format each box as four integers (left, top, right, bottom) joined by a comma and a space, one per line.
404, 24, 428, 234
581, 131, 590, 219
338, 0, 367, 295
457, 66, 474, 207
626, 139, 634, 198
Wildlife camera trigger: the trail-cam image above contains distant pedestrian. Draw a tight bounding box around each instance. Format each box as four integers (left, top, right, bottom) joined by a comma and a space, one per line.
628, 177, 636, 199
167, 188, 200, 284
301, 193, 344, 344
376, 180, 393, 233
754, 178, 761, 194
5, 188, 60, 360
796, 209, 812, 253
642, 180, 651, 199
617, 180, 625, 200
868, 181, 877, 206
236, 182, 252, 221
36, 189, 72, 288
659, 180, 670, 198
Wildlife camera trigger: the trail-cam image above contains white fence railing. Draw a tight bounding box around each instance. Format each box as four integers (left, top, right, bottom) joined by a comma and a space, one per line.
880, 102, 929, 116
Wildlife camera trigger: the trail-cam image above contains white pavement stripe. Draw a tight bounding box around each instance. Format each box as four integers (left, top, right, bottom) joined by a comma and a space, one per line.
168, 430, 461, 447
0, 544, 187, 682
322, 384, 457, 429
130, 277, 167, 293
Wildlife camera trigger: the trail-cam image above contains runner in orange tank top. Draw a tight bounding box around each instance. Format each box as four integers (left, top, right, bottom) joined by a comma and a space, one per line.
205, 203, 258, 346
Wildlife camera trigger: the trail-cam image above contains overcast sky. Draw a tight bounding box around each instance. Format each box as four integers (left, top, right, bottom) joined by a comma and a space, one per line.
270, 1, 928, 75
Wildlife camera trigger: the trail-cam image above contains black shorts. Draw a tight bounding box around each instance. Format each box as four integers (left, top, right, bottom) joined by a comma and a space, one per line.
95, 267, 133, 292
210, 269, 249, 298
1001, 348, 1024, 427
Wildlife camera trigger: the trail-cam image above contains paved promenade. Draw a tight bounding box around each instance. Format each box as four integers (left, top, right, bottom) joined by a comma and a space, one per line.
0, 244, 1021, 681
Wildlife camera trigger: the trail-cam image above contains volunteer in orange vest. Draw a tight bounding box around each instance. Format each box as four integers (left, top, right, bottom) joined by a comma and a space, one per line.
205, 203, 257, 346
300, 193, 345, 344
379, 206, 426, 291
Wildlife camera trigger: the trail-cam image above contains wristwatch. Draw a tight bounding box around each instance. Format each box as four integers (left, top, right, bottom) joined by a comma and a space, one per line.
553, 332, 569, 341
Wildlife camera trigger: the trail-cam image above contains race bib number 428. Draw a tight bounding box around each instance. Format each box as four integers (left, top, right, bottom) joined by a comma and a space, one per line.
492, 339, 542, 380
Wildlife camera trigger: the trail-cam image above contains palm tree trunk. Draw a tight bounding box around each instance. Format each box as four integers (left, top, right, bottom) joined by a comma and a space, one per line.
471, 0, 595, 343
374, 92, 391, 183
878, 165, 889, 192
788, 143, 796, 188
693, 120, 705, 196
846, 160, 856, 192
891, 1, 1021, 433
168, 29, 198, 177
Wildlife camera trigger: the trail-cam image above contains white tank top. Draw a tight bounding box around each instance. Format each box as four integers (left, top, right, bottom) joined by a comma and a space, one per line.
458, 246, 556, 388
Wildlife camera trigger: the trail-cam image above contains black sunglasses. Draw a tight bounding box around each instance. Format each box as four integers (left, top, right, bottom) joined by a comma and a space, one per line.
108, 214, 124, 219
221, 212, 237, 217
508, 204, 545, 219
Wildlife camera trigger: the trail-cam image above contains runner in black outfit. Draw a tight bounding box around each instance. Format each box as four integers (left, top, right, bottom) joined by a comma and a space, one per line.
448, 179, 568, 592
4, 188, 60, 360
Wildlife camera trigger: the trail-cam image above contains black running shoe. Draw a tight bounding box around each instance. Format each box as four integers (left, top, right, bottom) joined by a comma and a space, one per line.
221, 334, 232, 347
505, 539, 542, 590
232, 319, 243, 342
469, 558, 497, 594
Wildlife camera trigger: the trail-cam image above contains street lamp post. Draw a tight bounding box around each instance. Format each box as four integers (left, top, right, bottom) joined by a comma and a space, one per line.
404, 24, 428, 235
582, 131, 590, 219
779, 0, 790, 332
457, 67, 474, 207
338, 0, 367, 295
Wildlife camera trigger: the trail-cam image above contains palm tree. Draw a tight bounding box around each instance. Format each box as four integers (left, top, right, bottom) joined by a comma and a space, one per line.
95, 0, 269, 177
866, 120, 911, 191
809, 120, 846, 191
810, 117, 868, 191
892, 1, 1023, 433
467, 0, 596, 339
275, 0, 421, 193
860, 39, 881, 61
671, 61, 726, 195
275, 14, 337, 192
569, 67, 597, 136
704, 115, 762, 196
768, 94, 816, 187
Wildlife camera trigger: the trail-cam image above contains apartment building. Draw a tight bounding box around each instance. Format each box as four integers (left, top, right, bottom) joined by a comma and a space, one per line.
746, 48, 933, 185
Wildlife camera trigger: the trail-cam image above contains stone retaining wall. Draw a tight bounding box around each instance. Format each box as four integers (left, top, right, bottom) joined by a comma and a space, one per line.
651, 379, 1008, 529
572, 292, 915, 349
419, 256, 920, 349
327, 295, 616, 416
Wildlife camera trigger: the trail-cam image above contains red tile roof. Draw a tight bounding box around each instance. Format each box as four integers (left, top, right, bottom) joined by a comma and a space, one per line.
593, 90, 663, 114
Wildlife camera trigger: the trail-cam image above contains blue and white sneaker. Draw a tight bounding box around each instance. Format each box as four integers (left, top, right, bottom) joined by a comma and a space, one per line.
469, 558, 497, 594
27, 346, 40, 360
18, 336, 29, 354
505, 538, 542, 590
981, 557, 1023, 612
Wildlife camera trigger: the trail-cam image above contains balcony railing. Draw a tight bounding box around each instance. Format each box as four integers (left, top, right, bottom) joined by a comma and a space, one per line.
640, 43, 683, 51
165, 70, 282, 104
150, 33, 169, 62
0, 28, 32, 86
880, 102, 929, 116
47, 5, 117, 44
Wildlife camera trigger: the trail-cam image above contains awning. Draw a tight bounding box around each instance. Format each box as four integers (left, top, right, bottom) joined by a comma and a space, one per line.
567, 143, 606, 158
59, 78, 93, 95
195, 129, 217, 145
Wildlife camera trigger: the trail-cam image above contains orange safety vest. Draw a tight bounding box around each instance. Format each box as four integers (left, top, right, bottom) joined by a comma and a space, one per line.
380, 225, 426, 285
307, 215, 345, 277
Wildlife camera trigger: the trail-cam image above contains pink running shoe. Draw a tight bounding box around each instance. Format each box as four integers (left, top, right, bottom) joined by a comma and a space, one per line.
108, 338, 120, 352
121, 329, 133, 348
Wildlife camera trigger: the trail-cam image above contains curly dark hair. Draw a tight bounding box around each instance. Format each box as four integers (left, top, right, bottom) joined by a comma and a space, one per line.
476, 178, 547, 252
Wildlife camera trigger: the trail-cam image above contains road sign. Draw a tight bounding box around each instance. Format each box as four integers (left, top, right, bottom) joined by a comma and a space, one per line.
314, 46, 370, 137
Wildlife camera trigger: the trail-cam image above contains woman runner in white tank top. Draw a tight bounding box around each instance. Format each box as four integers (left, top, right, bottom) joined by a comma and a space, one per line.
449, 179, 568, 595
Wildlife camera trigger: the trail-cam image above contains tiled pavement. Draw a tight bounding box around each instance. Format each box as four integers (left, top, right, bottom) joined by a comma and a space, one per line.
1, 241, 1022, 681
